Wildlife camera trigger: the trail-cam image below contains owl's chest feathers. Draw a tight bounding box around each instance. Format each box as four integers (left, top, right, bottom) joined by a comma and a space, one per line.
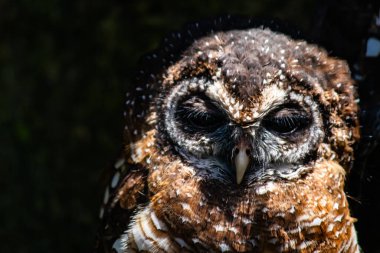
124, 201, 357, 253
121, 160, 358, 252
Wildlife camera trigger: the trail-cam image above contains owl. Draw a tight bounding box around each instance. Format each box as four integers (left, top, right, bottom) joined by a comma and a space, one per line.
94, 19, 361, 253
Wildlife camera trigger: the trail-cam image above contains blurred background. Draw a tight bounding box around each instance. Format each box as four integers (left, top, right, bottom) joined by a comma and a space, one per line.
1, 0, 379, 252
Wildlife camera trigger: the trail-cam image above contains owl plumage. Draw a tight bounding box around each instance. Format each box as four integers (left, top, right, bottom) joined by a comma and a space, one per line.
95, 19, 360, 253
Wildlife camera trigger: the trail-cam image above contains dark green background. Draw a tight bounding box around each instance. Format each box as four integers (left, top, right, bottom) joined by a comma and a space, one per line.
1, 1, 378, 252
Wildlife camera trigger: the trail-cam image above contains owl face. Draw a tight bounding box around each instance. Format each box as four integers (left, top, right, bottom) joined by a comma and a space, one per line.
161, 75, 324, 184
152, 28, 354, 186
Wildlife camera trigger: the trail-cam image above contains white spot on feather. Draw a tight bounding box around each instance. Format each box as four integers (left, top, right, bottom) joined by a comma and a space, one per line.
228, 226, 238, 234
334, 214, 344, 222
111, 171, 120, 188
298, 240, 314, 250
309, 217, 323, 226
112, 238, 123, 253
174, 237, 191, 249
256, 181, 277, 195
214, 224, 226, 232
180, 202, 191, 211
219, 243, 231, 252
319, 198, 327, 207
327, 223, 335, 232
150, 211, 168, 231
103, 187, 109, 204
297, 213, 310, 222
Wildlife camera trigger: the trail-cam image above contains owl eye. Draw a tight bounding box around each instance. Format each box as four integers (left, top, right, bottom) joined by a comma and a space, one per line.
263, 106, 311, 135
176, 95, 227, 133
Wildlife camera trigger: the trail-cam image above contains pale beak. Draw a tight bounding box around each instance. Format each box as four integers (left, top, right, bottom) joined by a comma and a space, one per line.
234, 141, 251, 184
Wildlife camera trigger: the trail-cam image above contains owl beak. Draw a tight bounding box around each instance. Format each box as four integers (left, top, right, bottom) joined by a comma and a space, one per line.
233, 141, 251, 184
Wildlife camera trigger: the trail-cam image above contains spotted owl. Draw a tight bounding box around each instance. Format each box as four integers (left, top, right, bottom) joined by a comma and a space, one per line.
95, 19, 361, 253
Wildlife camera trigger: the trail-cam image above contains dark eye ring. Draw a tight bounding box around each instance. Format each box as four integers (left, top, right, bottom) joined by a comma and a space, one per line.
262, 107, 311, 135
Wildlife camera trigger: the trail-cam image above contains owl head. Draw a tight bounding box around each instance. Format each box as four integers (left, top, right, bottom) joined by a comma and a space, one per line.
127, 26, 359, 184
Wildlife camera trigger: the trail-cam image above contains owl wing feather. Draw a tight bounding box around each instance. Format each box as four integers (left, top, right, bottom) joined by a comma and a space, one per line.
94, 156, 149, 253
